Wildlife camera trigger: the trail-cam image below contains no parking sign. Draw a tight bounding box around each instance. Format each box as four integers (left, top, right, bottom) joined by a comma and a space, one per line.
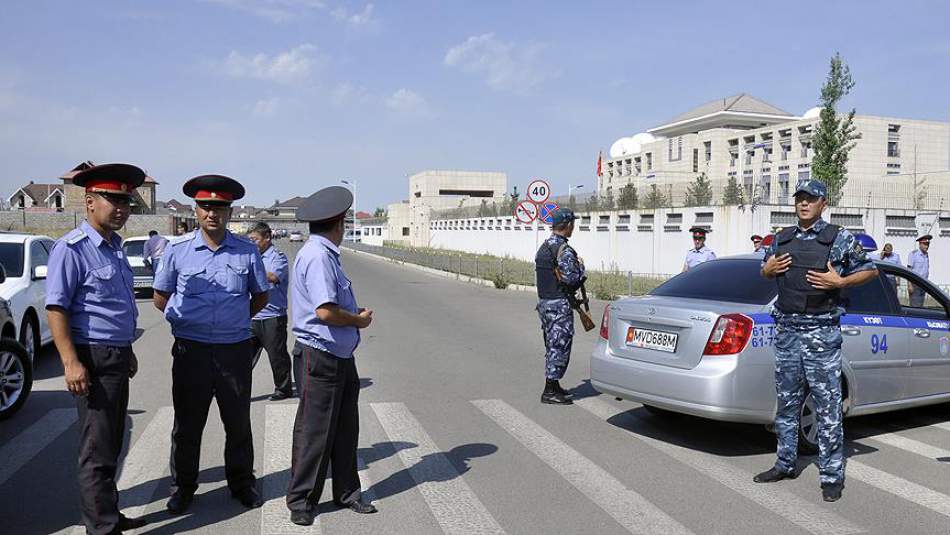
538, 201, 559, 225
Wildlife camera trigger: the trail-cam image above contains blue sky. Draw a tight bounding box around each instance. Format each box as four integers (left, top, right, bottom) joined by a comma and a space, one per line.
1, 0, 947, 211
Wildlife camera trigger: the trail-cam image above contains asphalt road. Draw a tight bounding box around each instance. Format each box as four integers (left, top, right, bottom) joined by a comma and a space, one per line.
4, 242, 950, 534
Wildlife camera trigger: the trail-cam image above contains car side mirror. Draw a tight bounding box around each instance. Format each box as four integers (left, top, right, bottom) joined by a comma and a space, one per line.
32, 265, 48, 280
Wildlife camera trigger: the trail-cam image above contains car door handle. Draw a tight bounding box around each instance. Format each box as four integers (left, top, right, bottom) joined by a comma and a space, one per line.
914, 328, 931, 338
841, 326, 861, 336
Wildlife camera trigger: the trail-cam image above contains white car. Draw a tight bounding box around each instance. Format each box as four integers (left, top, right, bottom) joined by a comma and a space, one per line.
122, 235, 171, 294
0, 233, 55, 362
289, 231, 304, 242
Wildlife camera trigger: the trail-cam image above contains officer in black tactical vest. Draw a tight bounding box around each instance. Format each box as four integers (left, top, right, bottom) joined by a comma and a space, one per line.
535, 208, 585, 405
755, 178, 877, 502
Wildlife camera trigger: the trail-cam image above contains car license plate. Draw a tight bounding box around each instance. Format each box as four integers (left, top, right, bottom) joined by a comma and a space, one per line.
133, 279, 151, 288
626, 327, 678, 353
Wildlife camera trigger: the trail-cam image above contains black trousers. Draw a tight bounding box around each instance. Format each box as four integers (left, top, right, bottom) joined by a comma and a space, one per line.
286, 343, 362, 512
75, 344, 131, 535
170, 338, 255, 495
250, 315, 295, 396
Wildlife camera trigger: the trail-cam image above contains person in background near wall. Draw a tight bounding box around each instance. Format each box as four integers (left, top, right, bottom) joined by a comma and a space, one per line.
907, 234, 931, 307
142, 229, 169, 273
752, 235, 764, 253
683, 227, 716, 272
247, 222, 295, 400
876, 242, 901, 290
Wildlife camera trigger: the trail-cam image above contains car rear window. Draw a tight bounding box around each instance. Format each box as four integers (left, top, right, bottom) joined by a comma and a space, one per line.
123, 240, 145, 257
650, 258, 778, 305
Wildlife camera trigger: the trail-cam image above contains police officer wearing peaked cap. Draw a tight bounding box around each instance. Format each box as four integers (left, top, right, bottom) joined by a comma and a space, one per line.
683, 226, 716, 271
45, 163, 148, 534
152, 174, 270, 514
287, 186, 377, 526
756, 178, 877, 502
535, 207, 585, 405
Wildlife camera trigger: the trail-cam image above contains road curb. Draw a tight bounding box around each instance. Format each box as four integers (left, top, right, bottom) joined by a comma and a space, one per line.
344, 247, 535, 294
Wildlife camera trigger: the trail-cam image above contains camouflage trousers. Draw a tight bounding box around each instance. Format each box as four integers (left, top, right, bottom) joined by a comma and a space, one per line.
773, 321, 844, 484
537, 299, 574, 380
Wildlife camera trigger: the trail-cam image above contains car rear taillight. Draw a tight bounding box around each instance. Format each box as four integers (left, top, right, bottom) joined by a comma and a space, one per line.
703, 314, 754, 355
599, 305, 610, 340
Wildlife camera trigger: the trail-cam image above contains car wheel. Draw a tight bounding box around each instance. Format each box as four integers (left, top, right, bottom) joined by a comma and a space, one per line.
0, 339, 32, 420
19, 313, 39, 363
798, 390, 820, 454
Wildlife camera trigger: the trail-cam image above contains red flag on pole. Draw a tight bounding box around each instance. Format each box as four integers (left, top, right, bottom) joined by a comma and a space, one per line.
596, 151, 603, 177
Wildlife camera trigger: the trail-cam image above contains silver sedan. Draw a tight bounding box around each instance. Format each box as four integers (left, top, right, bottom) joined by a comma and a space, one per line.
590, 255, 950, 452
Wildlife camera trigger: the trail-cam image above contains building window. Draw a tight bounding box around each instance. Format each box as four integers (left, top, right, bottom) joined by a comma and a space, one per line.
781, 146, 789, 161
745, 151, 753, 165
800, 144, 810, 158
646, 153, 652, 170
779, 173, 790, 204
730, 154, 736, 167
760, 175, 771, 202
798, 170, 810, 181
743, 176, 753, 200
763, 148, 772, 162
668, 137, 682, 162
692, 148, 699, 172
887, 141, 900, 158
402, 227, 410, 236
704, 141, 712, 162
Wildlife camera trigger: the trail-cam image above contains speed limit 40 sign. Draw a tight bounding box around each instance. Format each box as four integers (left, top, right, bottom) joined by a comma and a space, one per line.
526, 179, 551, 204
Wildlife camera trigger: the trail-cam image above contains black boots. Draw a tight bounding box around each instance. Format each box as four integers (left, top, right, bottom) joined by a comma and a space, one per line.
822, 482, 844, 502
752, 466, 797, 483
541, 380, 573, 405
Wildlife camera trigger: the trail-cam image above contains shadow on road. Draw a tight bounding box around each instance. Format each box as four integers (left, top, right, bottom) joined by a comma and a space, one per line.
364, 442, 498, 502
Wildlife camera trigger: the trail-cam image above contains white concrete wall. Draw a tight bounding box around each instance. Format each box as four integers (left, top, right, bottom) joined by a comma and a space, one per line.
428, 205, 950, 285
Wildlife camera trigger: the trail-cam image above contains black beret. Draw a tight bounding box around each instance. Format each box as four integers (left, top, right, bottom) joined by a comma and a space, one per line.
296, 186, 353, 222
183, 174, 245, 203
73, 163, 146, 195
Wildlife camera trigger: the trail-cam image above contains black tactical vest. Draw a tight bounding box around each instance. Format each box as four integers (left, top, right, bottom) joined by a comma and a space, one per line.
535, 240, 567, 299
774, 223, 841, 314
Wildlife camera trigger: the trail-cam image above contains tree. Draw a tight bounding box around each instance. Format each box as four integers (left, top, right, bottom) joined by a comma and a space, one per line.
602, 189, 615, 211
477, 199, 489, 217
373, 207, 386, 218
567, 194, 577, 210
684, 173, 713, 207
811, 52, 861, 206
617, 183, 638, 210
490, 201, 499, 217
722, 176, 744, 206
507, 186, 520, 213
584, 193, 600, 213
644, 184, 667, 209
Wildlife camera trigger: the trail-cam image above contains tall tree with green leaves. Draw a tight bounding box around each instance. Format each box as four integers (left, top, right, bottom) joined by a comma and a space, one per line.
644, 184, 667, 209
477, 199, 489, 217
811, 52, 861, 206
602, 189, 615, 211
684, 173, 713, 206
584, 193, 601, 213
722, 176, 744, 205
617, 183, 638, 209
373, 207, 386, 217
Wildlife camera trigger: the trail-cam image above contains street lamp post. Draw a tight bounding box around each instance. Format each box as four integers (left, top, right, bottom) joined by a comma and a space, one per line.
341, 179, 357, 240
568, 184, 584, 208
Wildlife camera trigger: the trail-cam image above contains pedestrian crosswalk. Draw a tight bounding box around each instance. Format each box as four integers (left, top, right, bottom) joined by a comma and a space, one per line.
8, 396, 950, 534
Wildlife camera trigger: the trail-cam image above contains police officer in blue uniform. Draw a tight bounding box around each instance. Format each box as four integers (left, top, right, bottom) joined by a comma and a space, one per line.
152, 175, 270, 514
45, 163, 148, 534
247, 222, 295, 399
535, 207, 585, 405
683, 227, 716, 271
287, 186, 377, 526
756, 178, 877, 502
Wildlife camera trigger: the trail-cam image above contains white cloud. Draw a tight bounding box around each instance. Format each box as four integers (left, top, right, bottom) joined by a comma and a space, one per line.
221, 44, 321, 84
331, 82, 370, 106
204, 0, 326, 23
331, 3, 375, 25
444, 33, 554, 93
385, 89, 429, 116
252, 97, 280, 116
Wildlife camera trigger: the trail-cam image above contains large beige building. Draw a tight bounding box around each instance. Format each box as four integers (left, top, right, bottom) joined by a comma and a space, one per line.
601, 94, 950, 209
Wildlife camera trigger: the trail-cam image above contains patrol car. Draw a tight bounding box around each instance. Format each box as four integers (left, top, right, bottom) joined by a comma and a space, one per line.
591, 255, 950, 452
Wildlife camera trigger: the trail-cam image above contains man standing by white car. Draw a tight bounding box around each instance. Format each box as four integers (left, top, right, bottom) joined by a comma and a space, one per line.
142, 230, 168, 273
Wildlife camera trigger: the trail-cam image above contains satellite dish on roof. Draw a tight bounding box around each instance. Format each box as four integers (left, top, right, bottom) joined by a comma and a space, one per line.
803, 106, 821, 119
609, 138, 627, 158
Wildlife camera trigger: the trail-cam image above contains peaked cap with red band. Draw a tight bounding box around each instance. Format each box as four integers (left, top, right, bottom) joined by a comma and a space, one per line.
72, 163, 146, 195
182, 174, 245, 204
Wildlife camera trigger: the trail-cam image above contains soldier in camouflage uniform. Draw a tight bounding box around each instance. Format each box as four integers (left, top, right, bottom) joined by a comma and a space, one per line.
755, 178, 877, 502
535, 208, 585, 405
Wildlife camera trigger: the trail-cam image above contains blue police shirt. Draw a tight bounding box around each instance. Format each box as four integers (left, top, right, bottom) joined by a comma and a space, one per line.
152, 230, 269, 344
45, 220, 137, 345
684, 246, 716, 270
907, 249, 929, 280
291, 235, 360, 358
253, 244, 289, 320
763, 218, 876, 324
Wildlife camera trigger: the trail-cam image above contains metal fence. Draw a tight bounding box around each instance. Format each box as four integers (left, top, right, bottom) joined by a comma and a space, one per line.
344, 241, 670, 298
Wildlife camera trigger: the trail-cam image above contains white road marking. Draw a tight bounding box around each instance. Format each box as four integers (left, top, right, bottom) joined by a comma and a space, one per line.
472, 399, 693, 535
371, 402, 505, 535
261, 404, 320, 534
0, 408, 76, 486
575, 397, 864, 535
848, 460, 950, 518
